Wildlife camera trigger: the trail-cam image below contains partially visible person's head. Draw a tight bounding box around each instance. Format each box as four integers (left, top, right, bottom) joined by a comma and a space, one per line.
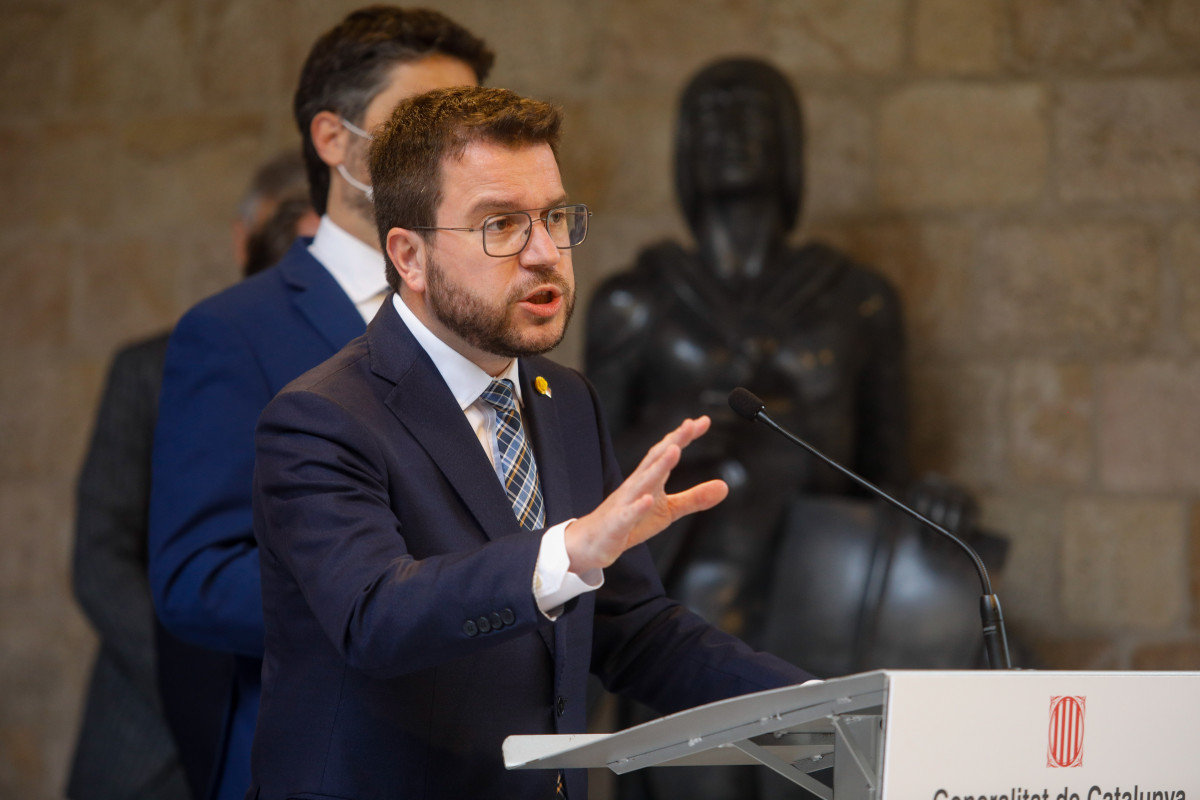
243, 195, 320, 277
674, 58, 804, 232
371, 86, 575, 372
232, 150, 310, 267
294, 6, 494, 217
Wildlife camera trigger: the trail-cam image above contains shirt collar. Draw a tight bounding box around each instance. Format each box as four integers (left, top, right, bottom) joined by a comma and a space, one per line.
392, 294, 521, 410
307, 214, 389, 304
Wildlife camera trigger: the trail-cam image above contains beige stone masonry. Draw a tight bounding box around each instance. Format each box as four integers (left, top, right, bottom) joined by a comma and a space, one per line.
910, 363, 1008, 486
1010, 360, 1092, 487
1012, 0, 1199, 71
1131, 639, 1200, 670
1099, 361, 1200, 492
1057, 79, 1200, 205
914, 0, 1002, 75
1062, 497, 1187, 631
974, 221, 1157, 353
879, 83, 1048, 210
766, 0, 905, 75
1170, 219, 1200, 350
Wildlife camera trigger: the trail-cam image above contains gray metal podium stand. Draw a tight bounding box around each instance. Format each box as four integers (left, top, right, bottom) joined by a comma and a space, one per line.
505, 670, 1200, 799
504, 672, 888, 800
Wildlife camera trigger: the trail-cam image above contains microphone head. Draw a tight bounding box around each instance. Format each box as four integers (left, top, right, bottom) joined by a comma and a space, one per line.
728, 387, 766, 420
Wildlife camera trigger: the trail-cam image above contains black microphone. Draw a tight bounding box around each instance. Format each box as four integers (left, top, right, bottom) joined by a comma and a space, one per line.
728, 387, 1012, 670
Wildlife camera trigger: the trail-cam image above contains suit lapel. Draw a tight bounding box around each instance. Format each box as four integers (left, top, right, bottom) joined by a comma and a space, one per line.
368, 308, 565, 658
519, 362, 572, 660
518, 362, 572, 526
369, 305, 523, 544
278, 241, 367, 352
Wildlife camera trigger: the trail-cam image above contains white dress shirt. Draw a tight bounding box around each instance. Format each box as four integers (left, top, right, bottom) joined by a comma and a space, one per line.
308, 215, 390, 323
392, 294, 603, 616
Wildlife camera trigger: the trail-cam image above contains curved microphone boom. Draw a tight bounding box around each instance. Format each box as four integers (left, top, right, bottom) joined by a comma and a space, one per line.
728, 387, 1012, 670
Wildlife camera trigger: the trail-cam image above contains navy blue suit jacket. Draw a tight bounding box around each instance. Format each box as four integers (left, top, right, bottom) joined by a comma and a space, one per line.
249, 301, 811, 800
149, 239, 366, 800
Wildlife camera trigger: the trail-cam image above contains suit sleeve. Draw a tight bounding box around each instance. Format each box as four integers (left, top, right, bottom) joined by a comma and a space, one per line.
72, 342, 162, 690
254, 387, 554, 679
149, 307, 269, 657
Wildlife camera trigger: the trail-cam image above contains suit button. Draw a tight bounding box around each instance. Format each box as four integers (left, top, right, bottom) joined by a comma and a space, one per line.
463, 620, 478, 637
489, 612, 503, 629
556, 696, 566, 717
477, 616, 491, 634
500, 608, 515, 625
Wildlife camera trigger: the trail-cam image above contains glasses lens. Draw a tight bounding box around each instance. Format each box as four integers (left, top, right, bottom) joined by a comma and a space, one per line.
479, 206, 590, 256
482, 212, 532, 257
545, 205, 588, 248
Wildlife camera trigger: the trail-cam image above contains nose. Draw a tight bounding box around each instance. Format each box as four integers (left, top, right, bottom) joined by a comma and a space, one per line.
519, 217, 562, 269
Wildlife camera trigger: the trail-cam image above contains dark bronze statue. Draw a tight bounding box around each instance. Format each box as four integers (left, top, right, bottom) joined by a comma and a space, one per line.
586, 58, 1009, 800
587, 57, 908, 640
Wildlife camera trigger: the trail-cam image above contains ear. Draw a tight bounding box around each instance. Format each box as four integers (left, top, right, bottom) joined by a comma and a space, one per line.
311, 110, 349, 168
386, 227, 428, 295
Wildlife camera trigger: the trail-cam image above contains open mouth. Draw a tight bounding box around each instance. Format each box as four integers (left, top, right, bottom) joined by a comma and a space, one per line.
526, 289, 558, 305
517, 285, 565, 318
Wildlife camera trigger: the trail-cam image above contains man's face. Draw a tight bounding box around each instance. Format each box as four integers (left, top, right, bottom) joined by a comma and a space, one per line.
341, 54, 479, 216
420, 141, 576, 372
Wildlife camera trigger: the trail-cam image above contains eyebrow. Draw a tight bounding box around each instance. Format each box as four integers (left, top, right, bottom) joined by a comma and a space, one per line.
466, 194, 571, 220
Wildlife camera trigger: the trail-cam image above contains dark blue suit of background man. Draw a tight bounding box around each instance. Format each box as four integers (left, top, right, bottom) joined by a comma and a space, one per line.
248, 85, 814, 800
147, 9, 494, 800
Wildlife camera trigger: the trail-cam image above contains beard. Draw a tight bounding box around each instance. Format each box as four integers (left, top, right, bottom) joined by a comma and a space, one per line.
425, 254, 575, 359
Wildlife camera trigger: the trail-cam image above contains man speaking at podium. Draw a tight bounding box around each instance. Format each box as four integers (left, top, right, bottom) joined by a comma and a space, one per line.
248, 86, 814, 800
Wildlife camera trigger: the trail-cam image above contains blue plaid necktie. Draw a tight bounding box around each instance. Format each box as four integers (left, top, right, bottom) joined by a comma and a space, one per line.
480, 379, 545, 531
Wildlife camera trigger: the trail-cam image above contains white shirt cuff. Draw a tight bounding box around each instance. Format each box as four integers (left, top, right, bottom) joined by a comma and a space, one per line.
533, 520, 603, 619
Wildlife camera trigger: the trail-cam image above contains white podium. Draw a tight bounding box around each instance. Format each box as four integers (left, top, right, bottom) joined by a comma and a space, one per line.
505, 670, 1200, 799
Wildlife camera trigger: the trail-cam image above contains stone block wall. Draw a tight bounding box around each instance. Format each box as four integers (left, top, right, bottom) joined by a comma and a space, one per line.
3, 0, 1199, 795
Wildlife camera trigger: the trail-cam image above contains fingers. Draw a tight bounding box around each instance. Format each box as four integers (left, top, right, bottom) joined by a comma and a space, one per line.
621, 478, 728, 551
619, 416, 718, 513
667, 478, 729, 517
566, 416, 725, 573
662, 415, 711, 450
565, 492, 655, 574
630, 416, 711, 476
620, 442, 682, 501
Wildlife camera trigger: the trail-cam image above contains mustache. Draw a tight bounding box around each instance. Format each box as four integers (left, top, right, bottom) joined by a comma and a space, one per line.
507, 270, 572, 303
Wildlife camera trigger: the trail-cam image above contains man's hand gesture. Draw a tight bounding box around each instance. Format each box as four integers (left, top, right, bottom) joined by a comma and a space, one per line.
564, 416, 728, 574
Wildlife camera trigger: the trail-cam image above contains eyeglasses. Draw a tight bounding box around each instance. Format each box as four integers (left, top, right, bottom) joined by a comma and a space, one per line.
410, 204, 592, 258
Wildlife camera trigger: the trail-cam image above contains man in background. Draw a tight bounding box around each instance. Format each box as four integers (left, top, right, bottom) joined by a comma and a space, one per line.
67, 150, 313, 800
231, 151, 318, 273
242, 193, 319, 276
148, 8, 493, 800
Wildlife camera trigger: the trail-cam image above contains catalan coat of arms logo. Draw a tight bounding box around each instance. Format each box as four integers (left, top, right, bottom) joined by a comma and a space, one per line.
1047, 695, 1086, 768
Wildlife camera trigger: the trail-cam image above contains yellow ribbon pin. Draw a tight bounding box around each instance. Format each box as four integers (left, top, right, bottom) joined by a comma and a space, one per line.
535, 376, 552, 398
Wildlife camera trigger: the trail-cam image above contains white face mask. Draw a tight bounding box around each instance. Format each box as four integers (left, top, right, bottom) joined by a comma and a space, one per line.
336, 162, 374, 202
338, 116, 374, 202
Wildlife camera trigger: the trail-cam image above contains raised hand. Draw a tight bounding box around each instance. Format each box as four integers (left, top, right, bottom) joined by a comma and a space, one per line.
564, 416, 729, 574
